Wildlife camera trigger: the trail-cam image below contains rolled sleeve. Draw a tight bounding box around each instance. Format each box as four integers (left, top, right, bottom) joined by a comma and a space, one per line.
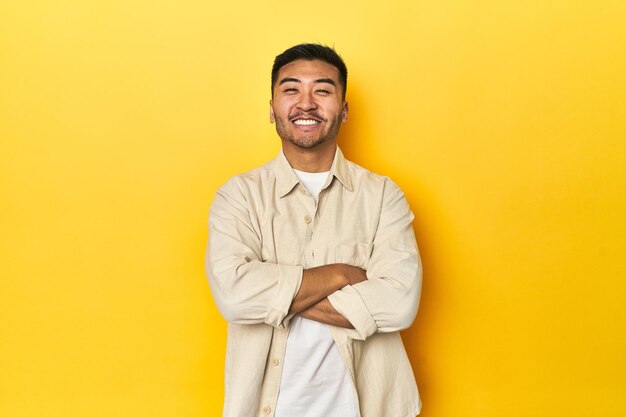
327, 285, 378, 340
206, 179, 303, 329
267, 263, 304, 327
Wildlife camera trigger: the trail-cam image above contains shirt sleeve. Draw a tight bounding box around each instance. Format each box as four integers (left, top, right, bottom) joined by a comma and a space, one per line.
327, 179, 422, 340
206, 178, 303, 329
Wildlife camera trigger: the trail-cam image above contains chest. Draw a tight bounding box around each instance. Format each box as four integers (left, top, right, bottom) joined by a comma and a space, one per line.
250, 179, 384, 269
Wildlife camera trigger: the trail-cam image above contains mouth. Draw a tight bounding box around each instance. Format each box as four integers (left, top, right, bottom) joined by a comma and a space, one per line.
291, 116, 322, 126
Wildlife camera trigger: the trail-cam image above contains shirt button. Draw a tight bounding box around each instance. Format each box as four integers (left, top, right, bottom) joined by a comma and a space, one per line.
271, 358, 279, 367
261, 405, 271, 415
304, 215, 312, 224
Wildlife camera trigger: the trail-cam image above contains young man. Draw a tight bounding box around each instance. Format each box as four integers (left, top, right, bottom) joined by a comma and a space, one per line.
206, 43, 422, 417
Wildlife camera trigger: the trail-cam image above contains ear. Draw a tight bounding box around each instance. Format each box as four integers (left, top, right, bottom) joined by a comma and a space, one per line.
341, 101, 349, 123
269, 100, 275, 124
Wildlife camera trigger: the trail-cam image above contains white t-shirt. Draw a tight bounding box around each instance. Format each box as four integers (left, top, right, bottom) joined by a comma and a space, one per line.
274, 169, 359, 417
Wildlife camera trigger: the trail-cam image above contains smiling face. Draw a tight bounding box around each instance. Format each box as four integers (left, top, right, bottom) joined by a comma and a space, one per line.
270, 59, 348, 150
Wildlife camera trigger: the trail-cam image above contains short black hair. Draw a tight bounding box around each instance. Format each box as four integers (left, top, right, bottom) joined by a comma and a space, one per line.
271, 43, 348, 100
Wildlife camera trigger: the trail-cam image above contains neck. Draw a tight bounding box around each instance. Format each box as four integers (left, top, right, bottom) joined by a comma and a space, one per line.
282, 140, 336, 173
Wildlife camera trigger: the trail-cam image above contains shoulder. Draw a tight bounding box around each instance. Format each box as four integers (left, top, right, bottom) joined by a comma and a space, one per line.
344, 158, 414, 224
344, 158, 406, 197
215, 159, 276, 198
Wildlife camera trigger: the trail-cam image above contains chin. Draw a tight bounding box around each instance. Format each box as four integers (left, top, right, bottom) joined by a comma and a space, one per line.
289, 136, 327, 149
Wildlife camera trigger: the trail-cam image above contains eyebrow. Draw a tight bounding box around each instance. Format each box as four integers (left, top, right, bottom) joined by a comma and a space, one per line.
278, 77, 337, 87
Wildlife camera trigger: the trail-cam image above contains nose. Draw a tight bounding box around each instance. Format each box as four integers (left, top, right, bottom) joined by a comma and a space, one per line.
296, 91, 317, 111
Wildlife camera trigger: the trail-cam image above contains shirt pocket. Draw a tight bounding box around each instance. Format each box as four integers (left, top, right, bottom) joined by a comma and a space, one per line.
335, 242, 373, 270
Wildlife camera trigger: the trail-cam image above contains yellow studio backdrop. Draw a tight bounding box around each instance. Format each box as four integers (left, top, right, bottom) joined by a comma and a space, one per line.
1, 0, 625, 416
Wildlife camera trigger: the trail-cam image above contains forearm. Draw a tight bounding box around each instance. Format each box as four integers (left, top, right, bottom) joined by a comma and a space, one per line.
288, 264, 348, 315
298, 297, 354, 329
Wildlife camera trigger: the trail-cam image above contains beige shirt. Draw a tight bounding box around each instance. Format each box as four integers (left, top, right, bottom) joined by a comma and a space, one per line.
206, 147, 422, 417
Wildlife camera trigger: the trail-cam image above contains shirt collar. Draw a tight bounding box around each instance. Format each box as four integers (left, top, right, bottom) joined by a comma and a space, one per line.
274, 145, 354, 198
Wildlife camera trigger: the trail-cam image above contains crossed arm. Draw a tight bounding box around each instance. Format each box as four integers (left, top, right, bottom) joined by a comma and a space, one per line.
288, 264, 368, 329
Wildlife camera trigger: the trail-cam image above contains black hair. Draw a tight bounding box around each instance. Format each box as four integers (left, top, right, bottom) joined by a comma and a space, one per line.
271, 43, 348, 100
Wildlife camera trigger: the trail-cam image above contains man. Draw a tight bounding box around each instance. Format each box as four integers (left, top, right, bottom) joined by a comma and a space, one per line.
206, 43, 422, 417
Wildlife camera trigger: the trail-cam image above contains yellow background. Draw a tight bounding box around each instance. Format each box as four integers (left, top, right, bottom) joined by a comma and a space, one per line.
1, 0, 625, 416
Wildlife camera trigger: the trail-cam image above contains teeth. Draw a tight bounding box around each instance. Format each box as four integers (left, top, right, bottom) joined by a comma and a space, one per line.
294, 119, 319, 126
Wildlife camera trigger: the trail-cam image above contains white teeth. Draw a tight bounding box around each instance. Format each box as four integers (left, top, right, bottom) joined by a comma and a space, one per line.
294, 119, 319, 126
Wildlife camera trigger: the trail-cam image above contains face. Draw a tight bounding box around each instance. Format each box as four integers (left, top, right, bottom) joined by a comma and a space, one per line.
270, 59, 348, 150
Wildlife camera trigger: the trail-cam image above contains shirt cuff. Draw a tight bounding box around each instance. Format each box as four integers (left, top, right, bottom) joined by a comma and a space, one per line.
266, 264, 303, 329
327, 285, 377, 340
